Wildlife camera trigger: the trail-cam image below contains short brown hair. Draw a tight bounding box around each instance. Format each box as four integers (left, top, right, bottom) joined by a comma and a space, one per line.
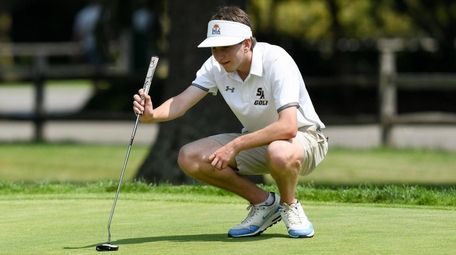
211, 6, 256, 48
211, 6, 251, 28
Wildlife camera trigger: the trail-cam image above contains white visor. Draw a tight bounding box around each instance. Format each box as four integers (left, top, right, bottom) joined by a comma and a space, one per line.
198, 20, 252, 48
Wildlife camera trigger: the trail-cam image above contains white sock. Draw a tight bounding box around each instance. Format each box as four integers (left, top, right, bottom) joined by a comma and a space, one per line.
256, 192, 275, 206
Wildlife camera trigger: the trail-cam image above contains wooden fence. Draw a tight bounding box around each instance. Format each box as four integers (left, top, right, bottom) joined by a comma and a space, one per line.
1, 39, 455, 145
378, 38, 456, 146
0, 41, 129, 141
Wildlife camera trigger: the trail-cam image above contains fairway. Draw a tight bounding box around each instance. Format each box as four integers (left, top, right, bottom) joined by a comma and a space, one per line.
1, 144, 455, 185
1, 192, 455, 255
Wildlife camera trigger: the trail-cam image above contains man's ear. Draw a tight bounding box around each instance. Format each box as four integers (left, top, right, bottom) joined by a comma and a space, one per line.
243, 38, 252, 52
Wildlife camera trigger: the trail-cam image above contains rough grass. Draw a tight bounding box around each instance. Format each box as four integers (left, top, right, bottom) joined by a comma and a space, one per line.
0, 182, 455, 207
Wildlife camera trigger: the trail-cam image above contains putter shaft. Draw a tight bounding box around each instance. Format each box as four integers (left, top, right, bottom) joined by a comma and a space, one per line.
99, 56, 158, 249
107, 115, 141, 243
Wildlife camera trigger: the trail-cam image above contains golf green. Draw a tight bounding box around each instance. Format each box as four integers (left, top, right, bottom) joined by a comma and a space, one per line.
0, 193, 454, 255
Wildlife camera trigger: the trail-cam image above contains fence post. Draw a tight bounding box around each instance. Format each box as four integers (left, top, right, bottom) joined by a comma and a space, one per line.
378, 39, 401, 147
33, 54, 47, 142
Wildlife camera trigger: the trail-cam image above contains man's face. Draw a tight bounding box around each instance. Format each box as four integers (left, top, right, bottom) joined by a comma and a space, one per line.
211, 40, 248, 73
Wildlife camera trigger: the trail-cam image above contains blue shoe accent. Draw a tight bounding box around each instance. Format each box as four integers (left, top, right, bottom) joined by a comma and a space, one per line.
228, 225, 260, 237
280, 201, 315, 238
227, 193, 282, 238
288, 223, 314, 238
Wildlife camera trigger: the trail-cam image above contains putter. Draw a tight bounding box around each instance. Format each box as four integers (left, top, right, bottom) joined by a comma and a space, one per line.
96, 56, 159, 252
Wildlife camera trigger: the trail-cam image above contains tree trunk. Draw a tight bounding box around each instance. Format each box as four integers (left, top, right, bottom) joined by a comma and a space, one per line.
135, 0, 246, 184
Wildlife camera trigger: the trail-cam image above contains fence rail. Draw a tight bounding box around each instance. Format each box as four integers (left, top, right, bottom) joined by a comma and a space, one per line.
396, 73, 456, 89
378, 38, 456, 146
0, 41, 129, 141
1, 40, 455, 145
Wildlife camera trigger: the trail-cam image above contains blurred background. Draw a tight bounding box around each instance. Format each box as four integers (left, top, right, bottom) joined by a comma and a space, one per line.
0, 0, 455, 184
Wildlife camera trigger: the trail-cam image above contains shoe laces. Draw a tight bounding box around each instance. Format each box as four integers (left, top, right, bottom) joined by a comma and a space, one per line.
240, 204, 262, 224
280, 203, 303, 225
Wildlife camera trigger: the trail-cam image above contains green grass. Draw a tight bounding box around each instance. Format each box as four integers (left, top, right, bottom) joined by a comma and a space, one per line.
0, 144, 455, 254
306, 147, 456, 185
1, 143, 455, 185
1, 182, 455, 207
0, 190, 455, 255
0, 143, 150, 181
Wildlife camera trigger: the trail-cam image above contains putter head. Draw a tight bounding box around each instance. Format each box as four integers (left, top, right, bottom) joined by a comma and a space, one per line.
96, 243, 119, 252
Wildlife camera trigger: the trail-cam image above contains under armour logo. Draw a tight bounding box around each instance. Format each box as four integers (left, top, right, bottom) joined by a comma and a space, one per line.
225, 86, 235, 93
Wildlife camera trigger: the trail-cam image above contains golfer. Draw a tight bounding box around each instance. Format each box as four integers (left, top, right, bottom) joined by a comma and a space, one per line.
133, 6, 328, 238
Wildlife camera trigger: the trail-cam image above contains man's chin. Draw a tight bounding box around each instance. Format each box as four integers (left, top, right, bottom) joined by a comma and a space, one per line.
222, 66, 235, 73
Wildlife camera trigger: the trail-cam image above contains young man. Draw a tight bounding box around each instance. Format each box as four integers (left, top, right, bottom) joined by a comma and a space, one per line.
133, 6, 328, 238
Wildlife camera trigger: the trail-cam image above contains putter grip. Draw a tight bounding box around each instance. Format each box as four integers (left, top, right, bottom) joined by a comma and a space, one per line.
142, 56, 159, 96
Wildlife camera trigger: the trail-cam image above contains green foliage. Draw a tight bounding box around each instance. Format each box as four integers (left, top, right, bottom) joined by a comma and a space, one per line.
1, 181, 455, 207
296, 183, 456, 207
275, 1, 331, 40
249, 0, 455, 40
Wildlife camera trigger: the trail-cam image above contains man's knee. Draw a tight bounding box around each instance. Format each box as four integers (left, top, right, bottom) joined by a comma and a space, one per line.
267, 141, 302, 174
178, 143, 210, 177
177, 144, 194, 173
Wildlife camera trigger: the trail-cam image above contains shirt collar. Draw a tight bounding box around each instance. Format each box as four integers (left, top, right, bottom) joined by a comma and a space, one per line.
216, 43, 263, 81
249, 44, 263, 77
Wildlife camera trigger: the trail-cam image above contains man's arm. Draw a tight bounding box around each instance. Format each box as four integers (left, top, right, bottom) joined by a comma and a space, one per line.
209, 106, 298, 169
133, 85, 208, 123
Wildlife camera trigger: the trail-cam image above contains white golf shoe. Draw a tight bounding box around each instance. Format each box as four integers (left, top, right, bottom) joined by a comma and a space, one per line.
280, 201, 314, 238
228, 192, 281, 237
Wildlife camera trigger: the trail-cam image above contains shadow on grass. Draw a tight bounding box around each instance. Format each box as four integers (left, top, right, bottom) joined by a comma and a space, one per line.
63, 233, 289, 250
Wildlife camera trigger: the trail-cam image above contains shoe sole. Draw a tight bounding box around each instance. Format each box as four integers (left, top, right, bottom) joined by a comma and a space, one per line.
228, 214, 282, 238
288, 229, 314, 238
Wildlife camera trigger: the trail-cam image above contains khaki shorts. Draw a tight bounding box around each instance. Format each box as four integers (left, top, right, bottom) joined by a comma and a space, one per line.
209, 127, 328, 176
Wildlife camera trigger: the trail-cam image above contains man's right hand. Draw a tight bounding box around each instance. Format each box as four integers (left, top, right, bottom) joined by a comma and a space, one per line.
133, 89, 154, 122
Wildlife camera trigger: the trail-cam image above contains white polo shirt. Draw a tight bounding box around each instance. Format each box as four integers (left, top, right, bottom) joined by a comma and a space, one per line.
192, 42, 325, 133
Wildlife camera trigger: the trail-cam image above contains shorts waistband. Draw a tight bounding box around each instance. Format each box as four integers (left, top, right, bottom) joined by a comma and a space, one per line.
298, 125, 322, 132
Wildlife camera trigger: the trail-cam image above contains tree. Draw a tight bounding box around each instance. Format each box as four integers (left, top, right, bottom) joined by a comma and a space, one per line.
392, 0, 456, 71
135, 0, 246, 183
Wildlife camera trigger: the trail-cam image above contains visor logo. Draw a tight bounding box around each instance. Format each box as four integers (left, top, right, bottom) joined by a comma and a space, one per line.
212, 24, 221, 35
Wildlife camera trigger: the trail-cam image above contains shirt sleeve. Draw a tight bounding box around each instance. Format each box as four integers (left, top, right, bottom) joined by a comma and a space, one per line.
191, 57, 219, 96
269, 49, 301, 112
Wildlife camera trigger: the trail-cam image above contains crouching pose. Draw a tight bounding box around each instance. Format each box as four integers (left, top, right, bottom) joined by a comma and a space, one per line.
133, 6, 328, 238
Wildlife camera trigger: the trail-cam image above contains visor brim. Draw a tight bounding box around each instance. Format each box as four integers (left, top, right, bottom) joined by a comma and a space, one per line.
197, 37, 245, 48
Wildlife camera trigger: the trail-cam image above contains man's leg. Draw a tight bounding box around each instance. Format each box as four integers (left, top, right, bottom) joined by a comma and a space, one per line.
267, 139, 303, 204
177, 137, 268, 204
267, 137, 315, 238
178, 136, 282, 237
